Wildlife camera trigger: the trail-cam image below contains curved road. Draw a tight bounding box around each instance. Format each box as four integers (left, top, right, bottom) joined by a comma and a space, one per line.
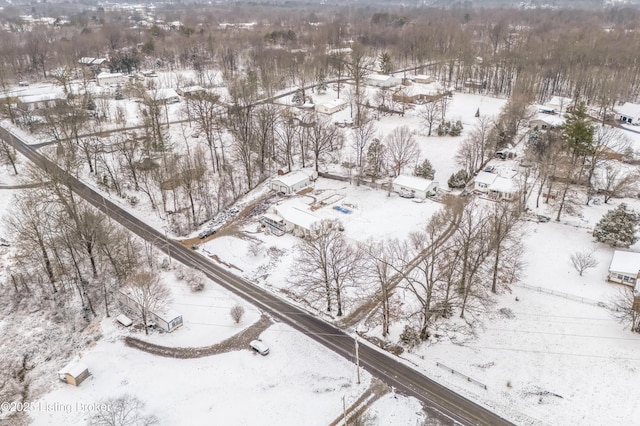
0, 126, 513, 426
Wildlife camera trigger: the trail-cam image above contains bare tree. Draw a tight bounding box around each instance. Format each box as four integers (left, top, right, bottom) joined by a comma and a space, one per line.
89, 394, 158, 426
306, 115, 343, 172
421, 101, 442, 137
570, 249, 598, 276
230, 304, 245, 324
351, 118, 377, 184
609, 288, 640, 333
385, 126, 419, 176
125, 270, 171, 335
488, 202, 522, 293
598, 164, 639, 204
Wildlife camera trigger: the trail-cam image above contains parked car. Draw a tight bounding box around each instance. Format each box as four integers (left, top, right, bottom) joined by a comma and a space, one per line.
198, 228, 217, 239
249, 340, 269, 356
399, 189, 415, 198
536, 215, 551, 223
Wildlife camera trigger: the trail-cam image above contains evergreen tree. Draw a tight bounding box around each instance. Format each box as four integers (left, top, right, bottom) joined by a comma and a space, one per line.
365, 138, 386, 178
593, 203, 639, 248
378, 51, 393, 75
563, 102, 594, 158
447, 169, 469, 189
414, 158, 435, 180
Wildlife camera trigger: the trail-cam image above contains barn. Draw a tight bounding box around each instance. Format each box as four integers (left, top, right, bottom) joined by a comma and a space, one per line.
392, 175, 438, 199
58, 361, 90, 386
270, 170, 317, 195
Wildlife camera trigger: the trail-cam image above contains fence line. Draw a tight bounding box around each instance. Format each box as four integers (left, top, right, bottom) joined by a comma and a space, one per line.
435, 362, 487, 390
515, 283, 611, 309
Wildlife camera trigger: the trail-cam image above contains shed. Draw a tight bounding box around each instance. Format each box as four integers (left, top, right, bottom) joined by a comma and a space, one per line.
316, 98, 347, 115
116, 314, 133, 327
270, 170, 317, 195
96, 72, 125, 87
364, 73, 401, 88
616, 102, 640, 125
392, 175, 438, 199
607, 250, 640, 286
58, 362, 90, 386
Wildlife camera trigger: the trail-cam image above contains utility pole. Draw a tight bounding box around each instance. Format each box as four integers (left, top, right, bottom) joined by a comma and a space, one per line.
355, 334, 360, 385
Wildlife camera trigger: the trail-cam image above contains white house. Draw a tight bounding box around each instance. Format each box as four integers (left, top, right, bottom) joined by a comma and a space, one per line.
616, 102, 640, 125
392, 175, 438, 199
607, 250, 640, 286
96, 72, 125, 87
151, 88, 180, 104
545, 96, 573, 115
273, 202, 320, 236
412, 74, 435, 84
316, 98, 347, 115
17, 92, 65, 111
474, 171, 517, 200
117, 290, 183, 333
529, 113, 565, 130
364, 73, 401, 88
58, 361, 90, 386
270, 170, 317, 195
79, 57, 107, 67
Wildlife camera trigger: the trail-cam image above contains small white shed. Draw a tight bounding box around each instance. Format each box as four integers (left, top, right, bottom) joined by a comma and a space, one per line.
58, 361, 90, 386
616, 102, 640, 125
392, 175, 438, 199
270, 170, 317, 195
608, 250, 640, 286
316, 98, 347, 115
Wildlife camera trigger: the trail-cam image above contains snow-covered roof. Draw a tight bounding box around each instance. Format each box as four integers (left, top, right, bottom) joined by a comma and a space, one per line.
276, 203, 319, 231
155, 308, 181, 323
59, 361, 88, 378
489, 176, 516, 193
319, 98, 347, 109
530, 113, 565, 127
97, 72, 123, 79
616, 102, 640, 119
180, 85, 205, 94
609, 250, 640, 275
546, 96, 573, 110
475, 171, 498, 186
366, 73, 397, 82
79, 57, 107, 66
262, 213, 283, 223
272, 171, 310, 187
393, 175, 436, 191
18, 92, 65, 104
412, 74, 434, 82
152, 88, 179, 100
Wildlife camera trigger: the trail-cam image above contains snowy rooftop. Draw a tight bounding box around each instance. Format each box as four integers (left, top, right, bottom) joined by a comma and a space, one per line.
616, 102, 640, 118
546, 96, 573, 110
58, 361, 88, 378
490, 176, 516, 193
272, 171, 310, 187
319, 98, 347, 109
152, 88, 179, 100
531, 113, 565, 127
365, 73, 397, 81
608, 250, 640, 275
97, 72, 123, 78
275, 202, 319, 231
18, 92, 65, 103
475, 171, 498, 185
393, 174, 436, 191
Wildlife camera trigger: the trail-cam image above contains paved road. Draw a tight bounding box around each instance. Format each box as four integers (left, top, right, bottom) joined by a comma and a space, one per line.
0, 126, 514, 426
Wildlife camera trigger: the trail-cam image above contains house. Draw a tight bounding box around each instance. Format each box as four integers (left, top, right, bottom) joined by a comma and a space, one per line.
316, 98, 347, 115
151, 88, 180, 104
364, 73, 401, 88
96, 72, 125, 87
273, 202, 320, 236
392, 175, 438, 199
117, 290, 183, 333
177, 86, 206, 97
545, 96, 573, 115
412, 74, 435, 84
270, 170, 317, 195
474, 171, 517, 200
529, 113, 565, 130
17, 92, 66, 111
260, 213, 286, 235
58, 361, 90, 386
616, 102, 640, 125
392, 82, 447, 104
78, 57, 107, 68
607, 250, 640, 286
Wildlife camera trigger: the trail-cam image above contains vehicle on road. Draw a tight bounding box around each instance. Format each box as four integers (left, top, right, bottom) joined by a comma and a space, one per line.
249, 340, 269, 356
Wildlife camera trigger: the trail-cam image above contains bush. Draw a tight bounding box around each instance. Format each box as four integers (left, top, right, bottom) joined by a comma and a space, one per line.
230, 304, 245, 324
414, 158, 436, 180
399, 325, 421, 348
